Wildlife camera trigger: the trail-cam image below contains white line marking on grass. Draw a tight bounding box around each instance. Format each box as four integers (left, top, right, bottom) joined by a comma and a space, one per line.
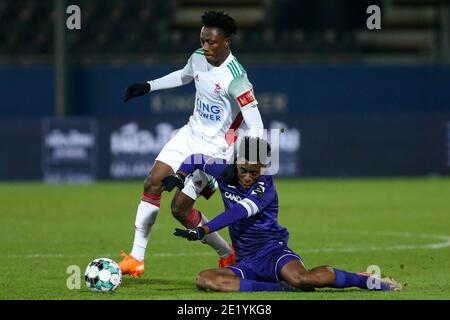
3, 231, 450, 258
1, 252, 216, 259
297, 231, 450, 252
152, 252, 214, 257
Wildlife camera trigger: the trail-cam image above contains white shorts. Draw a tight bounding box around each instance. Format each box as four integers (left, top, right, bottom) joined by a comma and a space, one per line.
155, 124, 230, 200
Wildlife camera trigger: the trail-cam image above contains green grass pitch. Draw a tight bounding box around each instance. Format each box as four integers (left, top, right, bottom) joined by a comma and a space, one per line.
0, 178, 449, 300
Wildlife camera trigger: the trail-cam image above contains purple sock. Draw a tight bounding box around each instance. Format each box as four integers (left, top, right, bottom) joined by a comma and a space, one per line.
333, 269, 389, 290
239, 279, 292, 292
333, 269, 370, 289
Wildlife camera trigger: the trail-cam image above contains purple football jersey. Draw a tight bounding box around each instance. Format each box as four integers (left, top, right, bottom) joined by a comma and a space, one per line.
179, 154, 290, 260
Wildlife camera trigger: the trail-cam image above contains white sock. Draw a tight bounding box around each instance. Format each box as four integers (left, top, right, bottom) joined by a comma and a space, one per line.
198, 214, 232, 258
130, 201, 159, 262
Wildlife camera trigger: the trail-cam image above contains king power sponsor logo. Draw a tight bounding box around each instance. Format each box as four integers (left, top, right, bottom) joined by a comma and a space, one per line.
195, 97, 223, 122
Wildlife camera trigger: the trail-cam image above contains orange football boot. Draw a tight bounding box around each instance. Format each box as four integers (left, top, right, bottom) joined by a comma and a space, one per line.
219, 246, 236, 268
118, 251, 144, 277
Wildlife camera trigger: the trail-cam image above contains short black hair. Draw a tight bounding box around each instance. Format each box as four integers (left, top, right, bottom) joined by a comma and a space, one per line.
237, 137, 271, 166
201, 11, 238, 37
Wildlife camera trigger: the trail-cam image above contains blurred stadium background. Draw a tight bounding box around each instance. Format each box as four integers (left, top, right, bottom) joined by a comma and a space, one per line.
1, 0, 450, 181
0, 0, 449, 181
1, 0, 450, 301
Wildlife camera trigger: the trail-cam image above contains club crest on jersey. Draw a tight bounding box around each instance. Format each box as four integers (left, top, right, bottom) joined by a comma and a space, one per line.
214, 83, 221, 94
237, 89, 256, 108
251, 183, 266, 198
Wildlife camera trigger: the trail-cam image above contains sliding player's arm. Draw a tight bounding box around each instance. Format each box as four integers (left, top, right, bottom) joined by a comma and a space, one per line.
174, 183, 275, 241
228, 74, 264, 138
161, 154, 228, 192
124, 52, 195, 102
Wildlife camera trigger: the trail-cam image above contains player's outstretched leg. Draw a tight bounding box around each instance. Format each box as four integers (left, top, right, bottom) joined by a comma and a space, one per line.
119, 160, 174, 277
196, 269, 301, 292
171, 191, 235, 267
280, 260, 402, 291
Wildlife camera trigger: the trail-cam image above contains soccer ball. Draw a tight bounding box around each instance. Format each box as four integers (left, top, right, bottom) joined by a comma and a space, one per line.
84, 258, 122, 292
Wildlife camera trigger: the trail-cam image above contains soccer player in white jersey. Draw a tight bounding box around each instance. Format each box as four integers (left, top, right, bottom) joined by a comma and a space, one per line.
118, 11, 264, 277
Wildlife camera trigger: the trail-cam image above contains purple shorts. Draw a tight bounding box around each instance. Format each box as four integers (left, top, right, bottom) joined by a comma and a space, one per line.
226, 242, 302, 283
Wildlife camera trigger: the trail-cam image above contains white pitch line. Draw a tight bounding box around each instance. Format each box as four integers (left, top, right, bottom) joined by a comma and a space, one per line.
1, 252, 216, 259
2, 231, 450, 259
302, 230, 450, 252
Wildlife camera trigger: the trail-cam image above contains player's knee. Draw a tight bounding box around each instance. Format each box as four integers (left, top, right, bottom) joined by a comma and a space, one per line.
212, 276, 233, 292
143, 173, 164, 195
196, 271, 214, 291
170, 198, 184, 220
287, 271, 313, 290
196, 271, 229, 292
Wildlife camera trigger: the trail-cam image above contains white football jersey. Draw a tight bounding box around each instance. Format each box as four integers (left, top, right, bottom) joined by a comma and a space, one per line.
182, 49, 258, 143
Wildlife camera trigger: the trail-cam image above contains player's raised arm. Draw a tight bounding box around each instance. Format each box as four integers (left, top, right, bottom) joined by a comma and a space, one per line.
124, 54, 195, 102
228, 74, 264, 138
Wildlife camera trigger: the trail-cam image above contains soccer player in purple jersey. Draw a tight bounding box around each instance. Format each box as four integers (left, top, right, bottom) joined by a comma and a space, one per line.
162, 137, 402, 292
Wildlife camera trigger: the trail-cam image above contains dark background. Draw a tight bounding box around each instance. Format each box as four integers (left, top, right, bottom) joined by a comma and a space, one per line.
1, 0, 449, 180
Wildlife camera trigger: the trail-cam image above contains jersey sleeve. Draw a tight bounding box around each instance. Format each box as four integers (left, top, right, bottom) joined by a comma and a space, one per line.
180, 52, 195, 81
240, 103, 263, 138
228, 74, 258, 110
204, 179, 276, 233
236, 180, 276, 217
180, 48, 204, 81
149, 53, 194, 90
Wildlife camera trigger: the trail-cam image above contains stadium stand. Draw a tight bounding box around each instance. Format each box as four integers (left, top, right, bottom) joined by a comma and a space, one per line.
0, 0, 447, 63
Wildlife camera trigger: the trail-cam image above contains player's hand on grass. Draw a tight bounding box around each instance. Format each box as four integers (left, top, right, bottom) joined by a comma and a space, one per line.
162, 174, 185, 192
124, 83, 151, 102
173, 227, 206, 241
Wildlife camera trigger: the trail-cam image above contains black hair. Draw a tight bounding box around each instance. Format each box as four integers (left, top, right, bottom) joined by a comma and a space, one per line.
237, 136, 271, 166
201, 11, 238, 37
221, 137, 271, 184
